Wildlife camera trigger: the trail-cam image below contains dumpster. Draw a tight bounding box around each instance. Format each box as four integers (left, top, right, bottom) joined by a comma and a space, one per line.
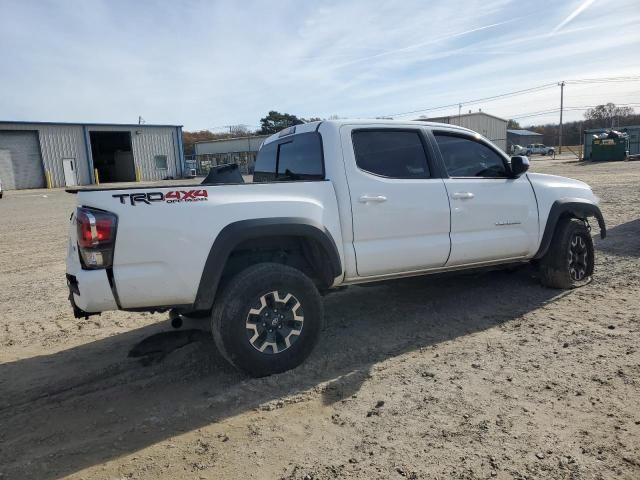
591, 131, 629, 161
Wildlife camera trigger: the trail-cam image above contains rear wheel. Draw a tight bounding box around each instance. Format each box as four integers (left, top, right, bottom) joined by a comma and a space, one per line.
538, 218, 594, 289
211, 263, 323, 377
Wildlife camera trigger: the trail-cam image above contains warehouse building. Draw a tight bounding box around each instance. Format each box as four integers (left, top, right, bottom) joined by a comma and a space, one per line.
0, 121, 184, 190
416, 111, 508, 151
194, 135, 268, 175
507, 129, 544, 153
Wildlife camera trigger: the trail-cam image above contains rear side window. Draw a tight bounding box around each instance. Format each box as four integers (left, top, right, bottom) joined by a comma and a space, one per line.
253, 132, 324, 182
253, 142, 278, 182
277, 134, 324, 179
352, 130, 430, 179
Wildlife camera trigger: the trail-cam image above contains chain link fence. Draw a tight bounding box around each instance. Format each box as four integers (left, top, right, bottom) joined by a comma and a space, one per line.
189, 151, 257, 176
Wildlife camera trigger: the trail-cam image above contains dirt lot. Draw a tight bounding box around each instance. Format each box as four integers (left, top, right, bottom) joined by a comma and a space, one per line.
1, 158, 639, 480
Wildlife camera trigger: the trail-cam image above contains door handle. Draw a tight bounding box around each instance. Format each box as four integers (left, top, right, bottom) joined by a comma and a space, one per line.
359, 194, 387, 203
450, 192, 474, 200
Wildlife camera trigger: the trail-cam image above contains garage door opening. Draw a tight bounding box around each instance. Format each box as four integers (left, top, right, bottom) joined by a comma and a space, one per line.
89, 131, 135, 183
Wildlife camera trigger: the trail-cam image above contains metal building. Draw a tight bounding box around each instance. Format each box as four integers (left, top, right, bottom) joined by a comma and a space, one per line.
507, 129, 544, 152
416, 112, 508, 151
583, 125, 640, 160
194, 135, 268, 175
0, 121, 184, 190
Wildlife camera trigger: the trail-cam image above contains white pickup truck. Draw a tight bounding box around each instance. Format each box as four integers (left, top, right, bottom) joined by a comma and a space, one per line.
526, 143, 555, 156
66, 120, 605, 376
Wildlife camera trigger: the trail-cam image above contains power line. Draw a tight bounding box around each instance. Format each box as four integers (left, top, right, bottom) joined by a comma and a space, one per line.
508, 103, 640, 120
387, 82, 557, 118
192, 76, 640, 132
382, 75, 640, 119
565, 75, 640, 84
511, 108, 560, 119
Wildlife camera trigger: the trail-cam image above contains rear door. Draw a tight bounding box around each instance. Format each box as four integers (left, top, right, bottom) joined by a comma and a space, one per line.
430, 130, 538, 266
63, 158, 78, 186
341, 126, 451, 277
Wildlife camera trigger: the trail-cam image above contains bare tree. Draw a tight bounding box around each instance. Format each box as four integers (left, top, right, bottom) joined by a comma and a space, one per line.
584, 103, 634, 128
228, 124, 250, 136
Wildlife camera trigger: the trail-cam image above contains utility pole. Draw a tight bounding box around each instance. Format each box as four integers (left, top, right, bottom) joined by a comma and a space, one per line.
579, 121, 584, 160
558, 81, 565, 154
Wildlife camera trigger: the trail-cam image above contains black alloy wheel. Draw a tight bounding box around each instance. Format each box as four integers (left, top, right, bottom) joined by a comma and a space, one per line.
245, 290, 304, 354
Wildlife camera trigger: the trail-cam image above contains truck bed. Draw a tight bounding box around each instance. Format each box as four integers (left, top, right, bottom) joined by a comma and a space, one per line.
67, 180, 343, 312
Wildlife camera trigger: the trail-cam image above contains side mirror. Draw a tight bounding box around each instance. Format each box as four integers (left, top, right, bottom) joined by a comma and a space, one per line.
510, 156, 529, 178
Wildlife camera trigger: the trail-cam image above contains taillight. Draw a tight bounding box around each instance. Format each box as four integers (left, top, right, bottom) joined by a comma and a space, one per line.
76, 207, 118, 269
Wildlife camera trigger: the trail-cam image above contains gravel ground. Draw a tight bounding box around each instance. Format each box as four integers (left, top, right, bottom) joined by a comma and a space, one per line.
0, 157, 639, 480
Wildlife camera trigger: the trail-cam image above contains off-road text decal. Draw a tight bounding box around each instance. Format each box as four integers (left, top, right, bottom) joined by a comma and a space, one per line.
113, 190, 208, 206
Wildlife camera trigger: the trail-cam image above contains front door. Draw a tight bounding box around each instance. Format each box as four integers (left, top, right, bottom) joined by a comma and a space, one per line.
431, 131, 539, 266
341, 126, 451, 277
62, 158, 77, 186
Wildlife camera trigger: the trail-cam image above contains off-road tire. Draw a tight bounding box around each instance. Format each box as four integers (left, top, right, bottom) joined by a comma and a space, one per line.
538, 218, 594, 289
211, 263, 324, 377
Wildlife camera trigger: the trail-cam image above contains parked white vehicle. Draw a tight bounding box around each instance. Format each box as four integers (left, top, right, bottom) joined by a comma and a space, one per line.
526, 143, 555, 156
511, 144, 528, 156
66, 120, 606, 376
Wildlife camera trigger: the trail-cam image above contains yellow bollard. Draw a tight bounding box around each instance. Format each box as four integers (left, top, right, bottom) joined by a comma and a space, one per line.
94, 168, 100, 185
136, 167, 142, 182
45, 171, 52, 189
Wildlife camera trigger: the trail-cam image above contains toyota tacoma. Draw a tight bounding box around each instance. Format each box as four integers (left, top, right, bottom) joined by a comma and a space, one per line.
66, 120, 606, 376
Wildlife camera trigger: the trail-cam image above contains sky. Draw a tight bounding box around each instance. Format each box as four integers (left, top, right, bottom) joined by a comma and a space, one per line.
1, 0, 639, 131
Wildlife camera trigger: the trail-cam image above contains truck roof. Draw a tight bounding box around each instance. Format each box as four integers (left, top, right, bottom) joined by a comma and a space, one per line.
262, 119, 476, 145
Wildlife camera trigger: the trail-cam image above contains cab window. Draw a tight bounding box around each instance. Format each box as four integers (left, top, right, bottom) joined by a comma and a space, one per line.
352, 129, 430, 179
434, 133, 508, 178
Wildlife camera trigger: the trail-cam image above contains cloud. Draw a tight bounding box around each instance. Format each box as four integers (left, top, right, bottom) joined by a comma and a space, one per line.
551, 0, 597, 34
329, 18, 517, 69
0, 0, 637, 129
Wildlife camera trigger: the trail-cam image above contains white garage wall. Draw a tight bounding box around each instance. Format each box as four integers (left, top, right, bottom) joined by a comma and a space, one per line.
133, 127, 180, 180
87, 125, 182, 181
0, 123, 90, 188
0, 122, 184, 188
420, 113, 508, 152
39, 125, 91, 186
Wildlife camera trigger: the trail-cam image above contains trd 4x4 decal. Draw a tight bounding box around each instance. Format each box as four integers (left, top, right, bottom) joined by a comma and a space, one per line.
113, 189, 208, 206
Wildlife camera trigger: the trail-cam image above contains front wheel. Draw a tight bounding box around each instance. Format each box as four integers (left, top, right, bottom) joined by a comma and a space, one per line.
211, 263, 324, 377
538, 218, 594, 289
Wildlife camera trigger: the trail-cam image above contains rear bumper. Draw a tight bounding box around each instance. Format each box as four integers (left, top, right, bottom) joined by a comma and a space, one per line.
66, 240, 118, 315
66, 269, 118, 315
67, 274, 96, 318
